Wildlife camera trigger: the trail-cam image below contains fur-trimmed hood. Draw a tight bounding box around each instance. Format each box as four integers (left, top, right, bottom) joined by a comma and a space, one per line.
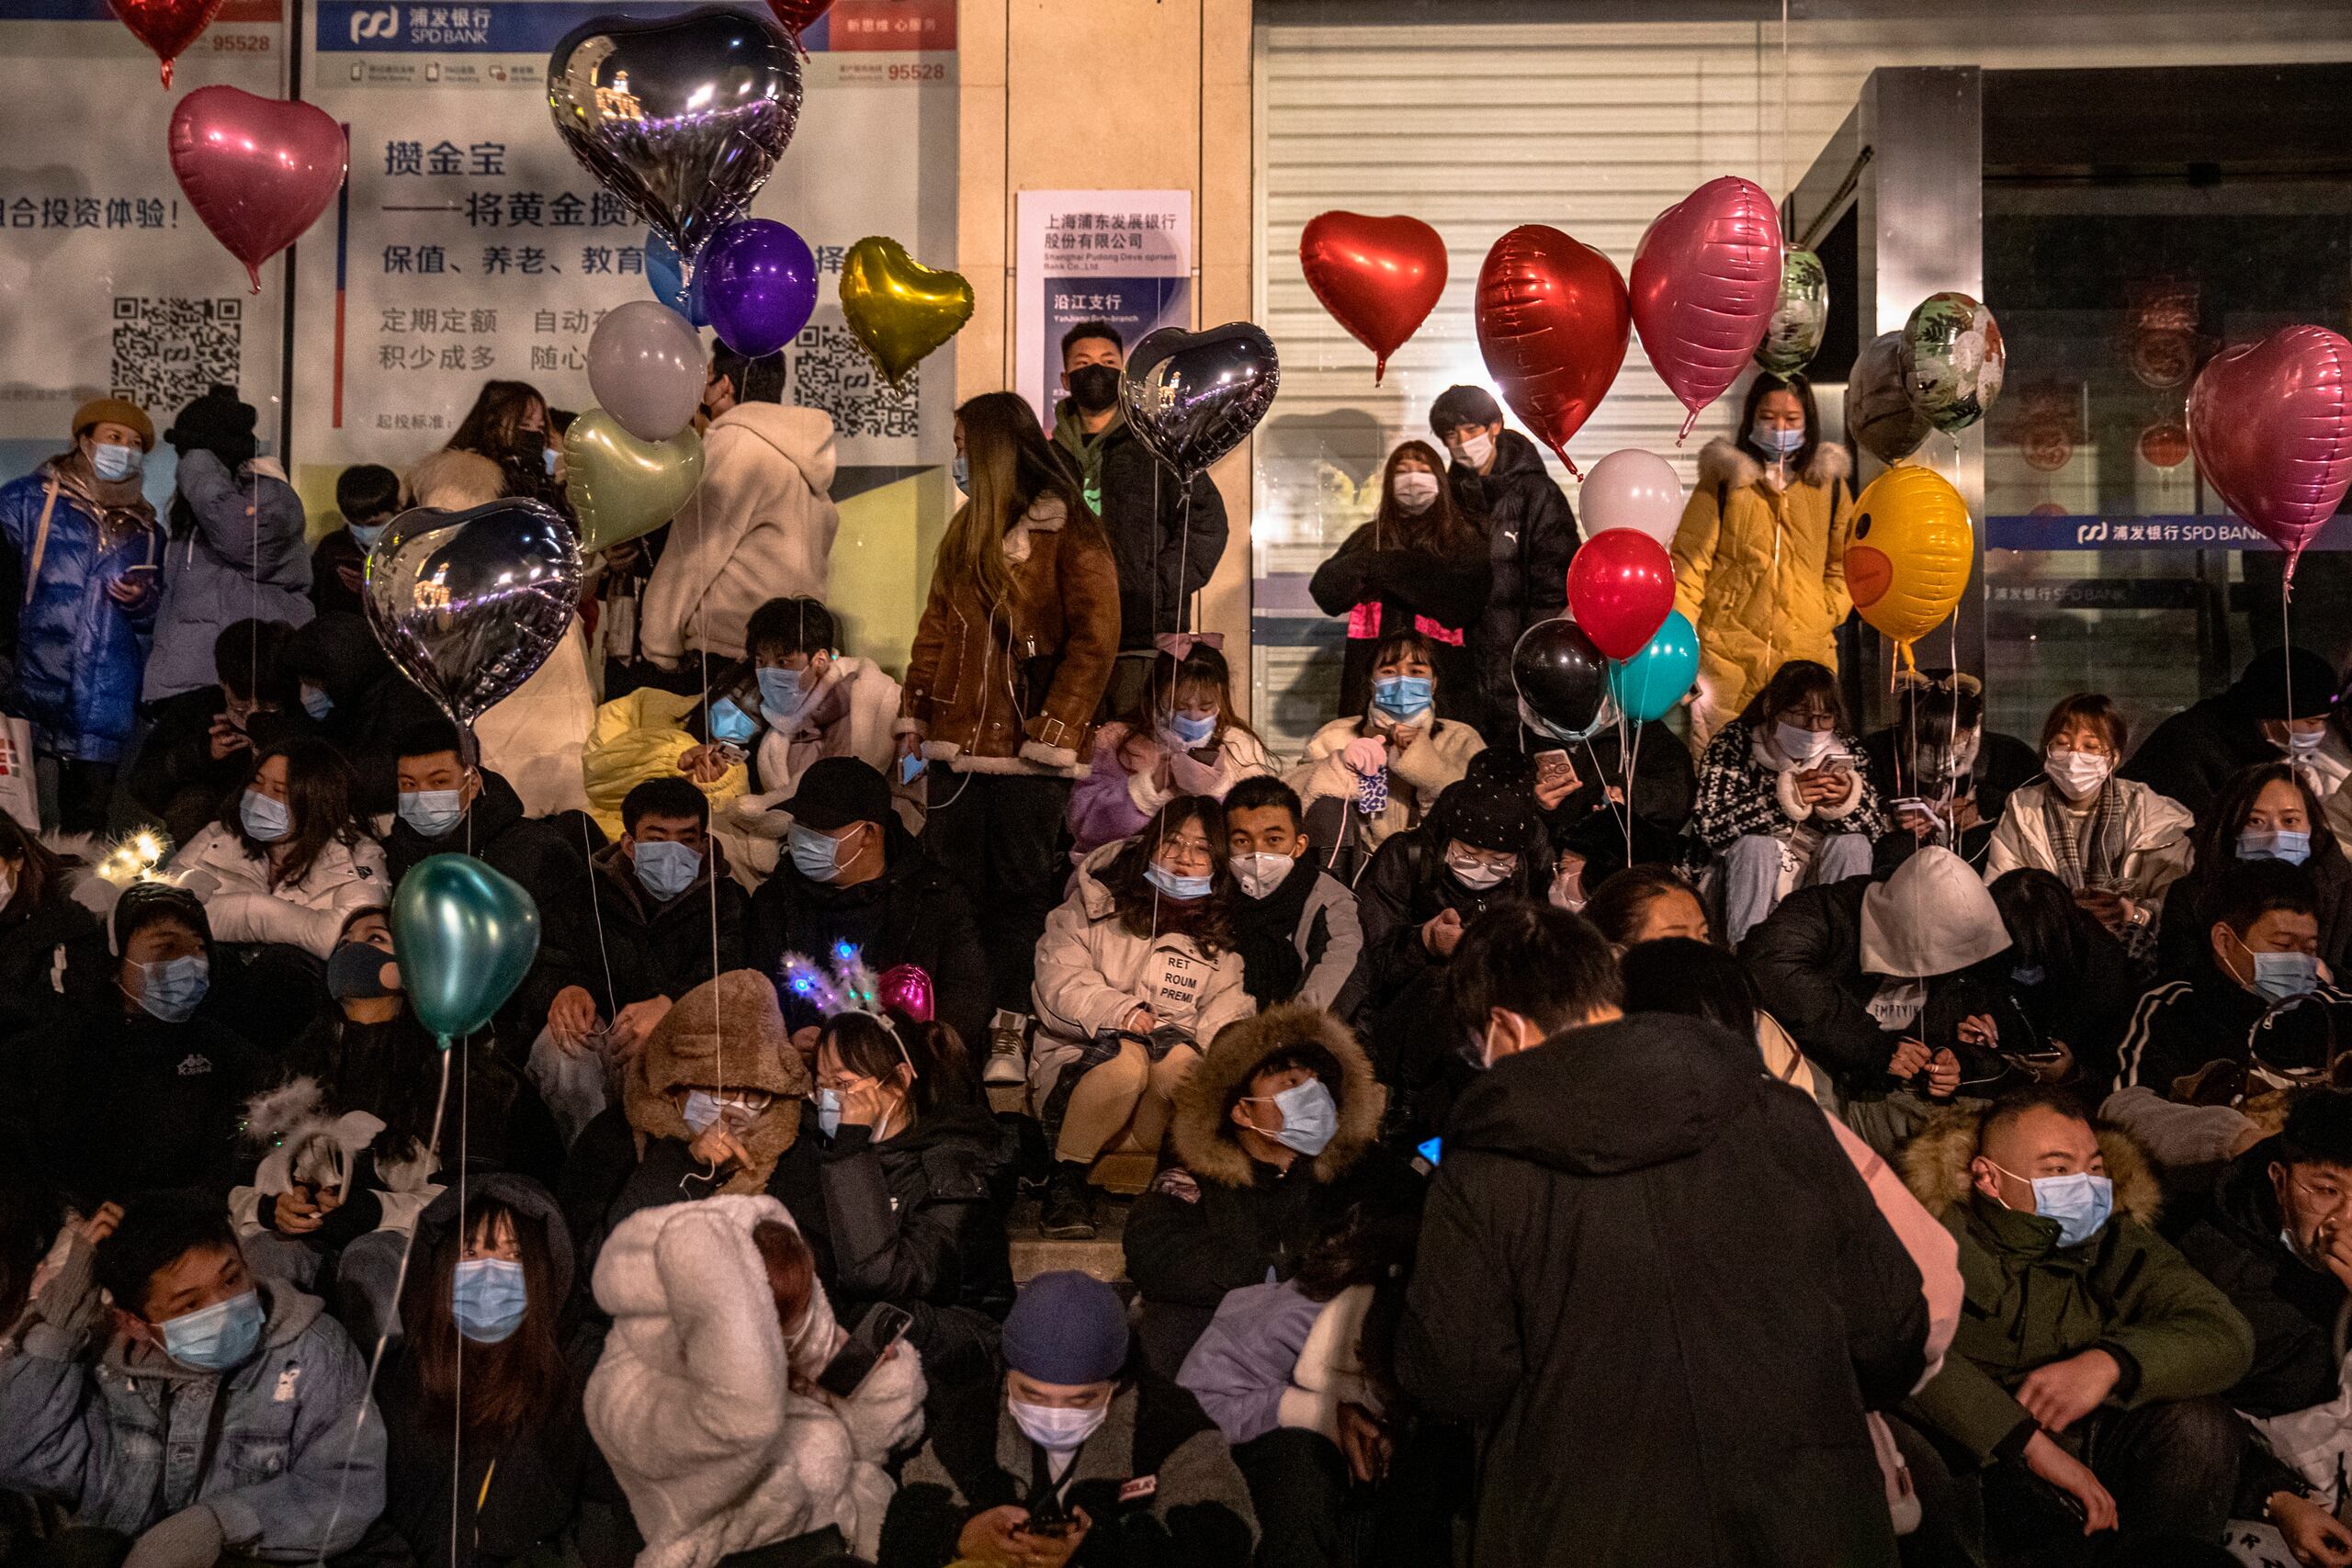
1901, 1105, 2163, 1226
624, 970, 809, 1194
1168, 1003, 1383, 1189
1696, 434, 1851, 494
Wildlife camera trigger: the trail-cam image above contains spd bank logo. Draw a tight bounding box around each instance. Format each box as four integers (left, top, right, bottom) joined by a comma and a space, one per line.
350, 5, 400, 41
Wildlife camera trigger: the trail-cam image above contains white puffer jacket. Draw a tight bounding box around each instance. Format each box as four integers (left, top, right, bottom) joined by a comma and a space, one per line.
641, 404, 840, 668
1983, 777, 2194, 905
168, 821, 388, 958
1030, 843, 1256, 1063
585, 1195, 923, 1568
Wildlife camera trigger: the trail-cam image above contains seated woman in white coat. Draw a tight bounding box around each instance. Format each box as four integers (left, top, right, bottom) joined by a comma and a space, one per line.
1984, 693, 2193, 953
585, 1193, 924, 1568
169, 734, 387, 959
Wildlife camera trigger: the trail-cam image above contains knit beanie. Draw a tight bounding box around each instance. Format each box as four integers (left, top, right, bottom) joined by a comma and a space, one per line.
1002, 1271, 1129, 1386
165, 384, 259, 468
71, 397, 155, 452
1432, 778, 1536, 855
2231, 647, 2341, 723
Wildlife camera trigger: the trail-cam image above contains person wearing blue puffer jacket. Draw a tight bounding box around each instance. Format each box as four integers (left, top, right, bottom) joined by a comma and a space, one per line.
142, 384, 312, 705
0, 397, 165, 831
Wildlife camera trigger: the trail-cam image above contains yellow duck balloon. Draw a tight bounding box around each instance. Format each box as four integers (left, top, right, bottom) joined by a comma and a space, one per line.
1843, 464, 1973, 667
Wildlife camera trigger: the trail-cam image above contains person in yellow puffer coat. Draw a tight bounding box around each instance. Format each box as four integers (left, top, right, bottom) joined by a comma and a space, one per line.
1669, 374, 1855, 752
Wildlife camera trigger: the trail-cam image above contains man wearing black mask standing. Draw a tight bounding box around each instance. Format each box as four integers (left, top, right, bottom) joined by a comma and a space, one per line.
1051, 321, 1229, 719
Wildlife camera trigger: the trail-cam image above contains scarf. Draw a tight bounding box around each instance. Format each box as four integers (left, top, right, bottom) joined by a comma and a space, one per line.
2040, 778, 2128, 894
46, 453, 157, 540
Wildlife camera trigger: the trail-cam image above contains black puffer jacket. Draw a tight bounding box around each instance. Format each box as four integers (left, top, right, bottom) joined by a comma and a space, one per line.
2174, 1135, 2346, 1419
1307, 519, 1489, 720
1123, 1005, 1421, 1378
2120, 691, 2288, 819
1352, 822, 1550, 1021
1446, 431, 1579, 742
743, 825, 992, 1053
546, 841, 747, 1019
818, 1102, 1013, 1358
1055, 408, 1228, 651
1396, 1013, 1928, 1568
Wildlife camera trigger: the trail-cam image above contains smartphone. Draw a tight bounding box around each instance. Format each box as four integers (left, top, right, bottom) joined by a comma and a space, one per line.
899, 752, 925, 786
119, 563, 160, 576
1417, 1135, 1443, 1166
1889, 795, 1930, 817
818, 1301, 912, 1399
1533, 750, 1573, 789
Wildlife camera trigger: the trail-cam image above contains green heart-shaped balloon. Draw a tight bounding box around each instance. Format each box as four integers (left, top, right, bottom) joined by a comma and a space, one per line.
840, 234, 975, 387
564, 407, 705, 556
392, 853, 541, 1045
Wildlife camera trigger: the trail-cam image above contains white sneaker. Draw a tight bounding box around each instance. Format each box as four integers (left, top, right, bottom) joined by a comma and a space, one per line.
983, 1010, 1028, 1086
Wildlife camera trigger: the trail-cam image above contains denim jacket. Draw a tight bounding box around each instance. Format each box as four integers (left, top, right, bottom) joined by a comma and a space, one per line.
0, 1280, 384, 1558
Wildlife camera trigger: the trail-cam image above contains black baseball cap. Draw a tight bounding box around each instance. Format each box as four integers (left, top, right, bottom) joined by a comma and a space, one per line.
787, 756, 893, 832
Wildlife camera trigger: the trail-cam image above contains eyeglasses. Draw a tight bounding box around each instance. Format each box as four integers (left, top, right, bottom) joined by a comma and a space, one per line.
2291, 1173, 2352, 1216
1447, 849, 1518, 874
1777, 709, 1838, 732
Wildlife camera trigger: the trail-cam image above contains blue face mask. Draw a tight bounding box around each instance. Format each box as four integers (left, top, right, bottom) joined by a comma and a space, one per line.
1252, 1078, 1338, 1157
2253, 950, 2322, 1006
134, 954, 209, 1023
633, 838, 702, 900
240, 789, 292, 844
1146, 862, 1215, 901
757, 666, 813, 726
92, 443, 143, 483
790, 823, 857, 884
1998, 1167, 2114, 1248
950, 454, 970, 492
348, 522, 387, 553
398, 788, 465, 839
815, 1087, 843, 1139
2240, 828, 2312, 866
300, 685, 334, 721
159, 1288, 264, 1371
708, 697, 759, 747
542, 445, 560, 477
2010, 964, 2047, 988
1371, 676, 1433, 721
451, 1258, 528, 1345
1164, 710, 1217, 748
1752, 425, 1805, 456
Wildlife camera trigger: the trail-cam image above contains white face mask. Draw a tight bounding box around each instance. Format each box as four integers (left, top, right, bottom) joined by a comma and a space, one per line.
1446, 850, 1512, 891
681, 1090, 756, 1134
1011, 1397, 1109, 1453
1232, 851, 1295, 900
1390, 471, 1441, 515
1454, 431, 1495, 470
2044, 747, 2111, 801
1775, 722, 1834, 764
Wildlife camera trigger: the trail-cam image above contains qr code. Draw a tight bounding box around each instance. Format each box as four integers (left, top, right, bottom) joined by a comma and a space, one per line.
111, 297, 244, 416
790, 324, 920, 441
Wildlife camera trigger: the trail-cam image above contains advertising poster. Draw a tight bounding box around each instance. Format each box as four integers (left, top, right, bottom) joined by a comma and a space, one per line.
0, 0, 288, 495
293, 0, 958, 506
1015, 189, 1192, 430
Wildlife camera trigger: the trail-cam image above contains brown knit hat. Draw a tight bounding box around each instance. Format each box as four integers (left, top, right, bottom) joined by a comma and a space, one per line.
625, 970, 808, 1194
71, 397, 155, 452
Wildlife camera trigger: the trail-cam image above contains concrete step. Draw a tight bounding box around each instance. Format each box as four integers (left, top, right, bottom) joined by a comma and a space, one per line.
1006, 1193, 1132, 1287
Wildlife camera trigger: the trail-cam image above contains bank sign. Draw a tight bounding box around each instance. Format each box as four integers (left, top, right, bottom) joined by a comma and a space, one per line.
315, 0, 956, 52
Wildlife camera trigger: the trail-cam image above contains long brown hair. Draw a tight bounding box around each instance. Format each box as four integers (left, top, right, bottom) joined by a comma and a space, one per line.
447, 380, 548, 465
1120, 644, 1260, 750
1369, 440, 1481, 557
940, 391, 1097, 612
399, 1195, 568, 1437
1102, 796, 1234, 955
223, 736, 365, 890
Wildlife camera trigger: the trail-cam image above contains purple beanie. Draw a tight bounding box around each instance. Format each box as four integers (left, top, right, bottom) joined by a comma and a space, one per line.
1001, 1271, 1130, 1385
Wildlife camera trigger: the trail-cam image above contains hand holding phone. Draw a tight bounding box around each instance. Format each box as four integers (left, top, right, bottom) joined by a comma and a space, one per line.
818, 1301, 913, 1399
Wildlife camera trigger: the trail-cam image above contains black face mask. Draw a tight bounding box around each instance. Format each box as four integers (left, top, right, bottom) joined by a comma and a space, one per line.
1068, 364, 1121, 414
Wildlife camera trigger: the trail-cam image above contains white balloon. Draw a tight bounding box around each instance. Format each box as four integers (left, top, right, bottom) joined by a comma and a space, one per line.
1578, 447, 1685, 547
586, 300, 705, 443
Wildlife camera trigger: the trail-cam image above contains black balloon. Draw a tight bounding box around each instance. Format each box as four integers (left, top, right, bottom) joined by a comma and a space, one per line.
1512, 617, 1611, 742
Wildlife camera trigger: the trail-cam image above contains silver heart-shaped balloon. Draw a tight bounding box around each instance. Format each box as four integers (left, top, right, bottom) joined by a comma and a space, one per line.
548, 6, 802, 265
364, 500, 585, 749
1118, 322, 1281, 479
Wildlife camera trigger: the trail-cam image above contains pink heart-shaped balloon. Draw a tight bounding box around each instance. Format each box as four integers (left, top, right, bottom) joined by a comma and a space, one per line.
168, 86, 348, 294
109, 0, 225, 87
2188, 324, 2352, 579
1631, 176, 1783, 440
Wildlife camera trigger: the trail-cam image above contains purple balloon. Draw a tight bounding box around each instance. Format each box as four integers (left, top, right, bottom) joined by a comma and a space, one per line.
702, 219, 819, 358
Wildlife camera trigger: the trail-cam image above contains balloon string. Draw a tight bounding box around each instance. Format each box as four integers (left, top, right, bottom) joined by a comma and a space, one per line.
1622, 706, 1640, 866
692, 481, 724, 1110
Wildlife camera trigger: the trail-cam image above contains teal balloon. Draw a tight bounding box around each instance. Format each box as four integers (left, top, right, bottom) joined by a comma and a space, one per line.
1607, 611, 1701, 723
391, 853, 540, 1046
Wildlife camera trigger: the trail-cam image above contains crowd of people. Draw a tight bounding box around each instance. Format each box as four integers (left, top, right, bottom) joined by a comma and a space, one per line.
1, 326, 2350, 1568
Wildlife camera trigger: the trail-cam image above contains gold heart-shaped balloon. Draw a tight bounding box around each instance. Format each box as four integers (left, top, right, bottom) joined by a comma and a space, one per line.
840, 235, 975, 387
563, 408, 705, 556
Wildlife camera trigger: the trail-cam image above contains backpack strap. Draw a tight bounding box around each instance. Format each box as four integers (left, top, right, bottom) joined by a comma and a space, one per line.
22, 482, 59, 607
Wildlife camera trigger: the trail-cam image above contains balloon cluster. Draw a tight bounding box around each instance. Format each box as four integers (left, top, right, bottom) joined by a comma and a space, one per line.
1848, 293, 2007, 463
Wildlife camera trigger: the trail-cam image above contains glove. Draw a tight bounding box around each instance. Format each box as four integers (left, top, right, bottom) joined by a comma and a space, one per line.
1341, 736, 1388, 777
124, 1506, 225, 1568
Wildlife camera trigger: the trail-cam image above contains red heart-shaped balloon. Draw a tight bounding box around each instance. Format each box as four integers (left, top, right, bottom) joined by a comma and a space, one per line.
765, 0, 835, 33
1476, 225, 1630, 478
1631, 175, 1783, 441
1299, 211, 1448, 385
2188, 323, 2352, 580
108, 0, 226, 87
169, 87, 348, 294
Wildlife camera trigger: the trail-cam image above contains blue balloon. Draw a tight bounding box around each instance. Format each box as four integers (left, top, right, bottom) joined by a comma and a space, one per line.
1606, 610, 1701, 723
392, 853, 541, 1046
644, 230, 710, 328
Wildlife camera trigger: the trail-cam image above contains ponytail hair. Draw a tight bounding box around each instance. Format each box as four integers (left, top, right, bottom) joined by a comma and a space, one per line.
820, 1007, 982, 1116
